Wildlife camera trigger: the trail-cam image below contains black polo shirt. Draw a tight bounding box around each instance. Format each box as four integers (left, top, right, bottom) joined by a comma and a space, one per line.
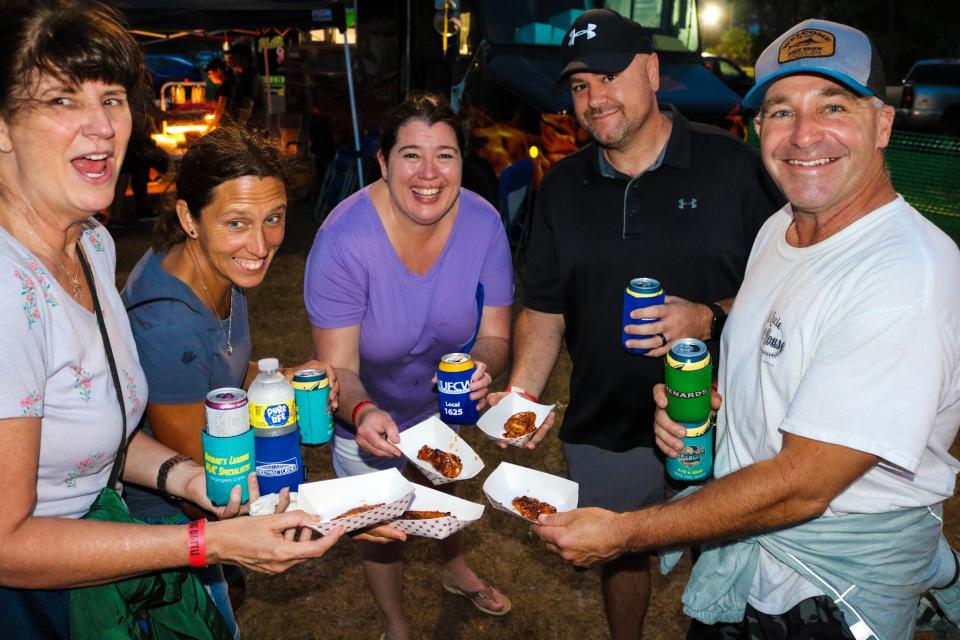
523, 105, 784, 451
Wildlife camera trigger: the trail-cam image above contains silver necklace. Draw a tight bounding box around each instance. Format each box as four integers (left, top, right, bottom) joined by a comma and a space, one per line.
187, 244, 234, 355
23, 221, 84, 301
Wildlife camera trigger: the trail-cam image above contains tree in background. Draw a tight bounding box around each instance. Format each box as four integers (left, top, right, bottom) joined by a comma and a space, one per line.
706, 27, 755, 67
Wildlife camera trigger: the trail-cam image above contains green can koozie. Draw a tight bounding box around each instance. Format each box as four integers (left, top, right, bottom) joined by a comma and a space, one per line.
202, 427, 255, 506
664, 338, 713, 424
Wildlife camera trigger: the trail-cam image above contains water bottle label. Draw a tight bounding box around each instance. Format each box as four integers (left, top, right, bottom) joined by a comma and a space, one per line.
251, 400, 296, 429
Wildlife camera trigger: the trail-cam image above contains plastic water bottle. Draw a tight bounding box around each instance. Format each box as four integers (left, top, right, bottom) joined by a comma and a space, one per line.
248, 358, 297, 431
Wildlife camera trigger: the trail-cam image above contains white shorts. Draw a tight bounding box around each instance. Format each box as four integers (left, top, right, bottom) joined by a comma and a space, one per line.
331, 423, 463, 478
332, 434, 407, 478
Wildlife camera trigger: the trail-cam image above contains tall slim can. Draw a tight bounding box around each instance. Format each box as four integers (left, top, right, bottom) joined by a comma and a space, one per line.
664, 338, 713, 424
622, 277, 664, 354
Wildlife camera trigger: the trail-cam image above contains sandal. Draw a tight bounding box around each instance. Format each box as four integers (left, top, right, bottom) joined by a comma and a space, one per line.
441, 582, 512, 616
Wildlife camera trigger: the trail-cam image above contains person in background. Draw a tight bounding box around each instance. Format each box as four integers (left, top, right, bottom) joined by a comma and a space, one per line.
205, 58, 237, 130
534, 19, 960, 639
226, 47, 267, 134
306, 92, 514, 640
491, 9, 783, 639
0, 1, 344, 636
121, 126, 339, 638
110, 71, 168, 228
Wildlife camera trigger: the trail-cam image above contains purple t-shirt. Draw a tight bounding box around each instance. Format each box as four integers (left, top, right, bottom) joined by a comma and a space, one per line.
305, 187, 513, 438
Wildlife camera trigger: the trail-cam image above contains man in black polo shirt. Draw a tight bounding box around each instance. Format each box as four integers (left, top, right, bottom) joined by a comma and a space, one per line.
495, 9, 782, 638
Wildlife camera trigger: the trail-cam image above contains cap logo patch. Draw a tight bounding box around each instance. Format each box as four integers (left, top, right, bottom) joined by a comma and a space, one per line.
568, 23, 597, 46
778, 28, 835, 63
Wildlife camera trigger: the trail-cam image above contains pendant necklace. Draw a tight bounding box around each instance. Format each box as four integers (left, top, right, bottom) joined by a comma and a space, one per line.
23, 220, 84, 301
188, 244, 234, 355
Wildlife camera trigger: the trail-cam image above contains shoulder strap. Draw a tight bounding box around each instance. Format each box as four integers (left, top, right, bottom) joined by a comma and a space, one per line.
124, 295, 198, 314
77, 248, 127, 489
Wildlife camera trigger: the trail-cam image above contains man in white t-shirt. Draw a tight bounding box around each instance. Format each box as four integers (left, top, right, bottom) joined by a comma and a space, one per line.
532, 19, 960, 639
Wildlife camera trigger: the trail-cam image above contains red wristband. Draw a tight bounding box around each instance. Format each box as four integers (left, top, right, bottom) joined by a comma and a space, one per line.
504, 386, 538, 403
352, 400, 376, 426
187, 519, 207, 568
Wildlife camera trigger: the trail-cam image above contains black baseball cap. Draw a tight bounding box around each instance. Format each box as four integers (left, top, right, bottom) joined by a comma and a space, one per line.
559, 9, 654, 82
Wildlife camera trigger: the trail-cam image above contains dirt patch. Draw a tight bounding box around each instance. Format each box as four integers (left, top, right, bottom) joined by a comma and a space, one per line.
112, 197, 958, 640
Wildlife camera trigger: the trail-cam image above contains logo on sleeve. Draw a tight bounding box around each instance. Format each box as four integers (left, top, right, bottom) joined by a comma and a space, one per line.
678, 198, 698, 210
761, 311, 785, 360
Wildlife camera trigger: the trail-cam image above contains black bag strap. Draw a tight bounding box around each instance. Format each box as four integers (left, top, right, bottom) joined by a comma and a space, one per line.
77, 247, 127, 489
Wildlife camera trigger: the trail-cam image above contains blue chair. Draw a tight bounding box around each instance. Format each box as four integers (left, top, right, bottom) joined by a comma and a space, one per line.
497, 158, 534, 235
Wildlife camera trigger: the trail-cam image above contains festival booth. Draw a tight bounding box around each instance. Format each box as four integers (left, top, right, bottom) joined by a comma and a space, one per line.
114, 0, 361, 171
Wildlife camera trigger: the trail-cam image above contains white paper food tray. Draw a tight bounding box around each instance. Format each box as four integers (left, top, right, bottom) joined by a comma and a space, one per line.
476, 393, 555, 447
482, 462, 578, 523
387, 484, 484, 539
396, 416, 484, 485
298, 468, 414, 535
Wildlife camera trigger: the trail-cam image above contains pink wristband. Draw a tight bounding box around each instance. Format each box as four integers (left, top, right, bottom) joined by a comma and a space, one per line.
187, 519, 207, 568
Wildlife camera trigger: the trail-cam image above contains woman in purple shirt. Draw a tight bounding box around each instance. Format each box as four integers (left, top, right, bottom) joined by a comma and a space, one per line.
305, 93, 513, 639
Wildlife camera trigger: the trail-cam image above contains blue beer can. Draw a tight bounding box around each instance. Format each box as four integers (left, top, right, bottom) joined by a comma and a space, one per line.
621, 277, 665, 354
292, 368, 332, 446
665, 417, 714, 482
437, 352, 479, 425
254, 425, 305, 495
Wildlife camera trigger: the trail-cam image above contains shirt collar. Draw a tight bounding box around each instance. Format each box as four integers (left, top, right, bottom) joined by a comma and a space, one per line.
594, 104, 690, 179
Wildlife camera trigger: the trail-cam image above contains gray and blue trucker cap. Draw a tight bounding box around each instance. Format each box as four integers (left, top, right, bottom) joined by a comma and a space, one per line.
743, 19, 885, 109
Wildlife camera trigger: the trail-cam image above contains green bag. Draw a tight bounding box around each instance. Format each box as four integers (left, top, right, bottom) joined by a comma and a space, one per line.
69, 488, 232, 640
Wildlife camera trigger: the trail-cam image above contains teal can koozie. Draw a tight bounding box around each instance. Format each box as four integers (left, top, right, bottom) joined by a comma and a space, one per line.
292, 368, 332, 445
201, 427, 255, 505
665, 417, 713, 482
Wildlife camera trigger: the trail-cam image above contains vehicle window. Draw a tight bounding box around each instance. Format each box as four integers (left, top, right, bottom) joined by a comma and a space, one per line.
718, 59, 741, 78
480, 0, 698, 52
907, 64, 960, 85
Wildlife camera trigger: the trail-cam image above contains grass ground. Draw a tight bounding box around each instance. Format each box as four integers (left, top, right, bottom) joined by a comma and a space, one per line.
111, 188, 959, 640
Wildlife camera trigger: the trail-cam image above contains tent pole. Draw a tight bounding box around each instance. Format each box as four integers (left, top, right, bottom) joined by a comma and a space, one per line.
262, 36, 273, 116
343, 34, 364, 187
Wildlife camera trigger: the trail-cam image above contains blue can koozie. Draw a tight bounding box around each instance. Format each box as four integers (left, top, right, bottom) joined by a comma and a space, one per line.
202, 427, 255, 506
292, 368, 332, 445
622, 277, 665, 354
437, 352, 479, 424
254, 426, 305, 494
665, 418, 714, 482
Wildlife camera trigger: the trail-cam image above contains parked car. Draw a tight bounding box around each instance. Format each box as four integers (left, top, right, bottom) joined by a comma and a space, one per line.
896, 59, 960, 135
701, 54, 754, 99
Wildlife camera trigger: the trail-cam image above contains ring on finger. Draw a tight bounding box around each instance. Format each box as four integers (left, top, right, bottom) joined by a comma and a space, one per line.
657, 333, 667, 347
